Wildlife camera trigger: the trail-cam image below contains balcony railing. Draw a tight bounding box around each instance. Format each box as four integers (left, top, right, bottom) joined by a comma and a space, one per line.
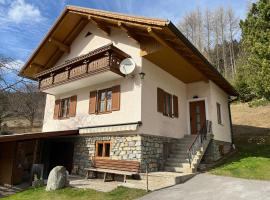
36, 44, 129, 90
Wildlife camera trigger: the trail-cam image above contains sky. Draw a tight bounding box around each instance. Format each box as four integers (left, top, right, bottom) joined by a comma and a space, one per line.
0, 0, 254, 64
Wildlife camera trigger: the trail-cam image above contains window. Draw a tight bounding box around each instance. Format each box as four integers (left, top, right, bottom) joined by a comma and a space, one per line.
217, 103, 222, 124
59, 98, 70, 118
157, 88, 178, 118
98, 89, 113, 113
54, 95, 77, 119
89, 85, 120, 115
96, 141, 111, 158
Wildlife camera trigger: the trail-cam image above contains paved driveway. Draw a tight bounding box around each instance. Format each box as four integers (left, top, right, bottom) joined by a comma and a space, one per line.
139, 173, 270, 200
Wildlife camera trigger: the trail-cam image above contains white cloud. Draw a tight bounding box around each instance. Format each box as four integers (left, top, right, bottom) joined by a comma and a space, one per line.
7, 0, 44, 23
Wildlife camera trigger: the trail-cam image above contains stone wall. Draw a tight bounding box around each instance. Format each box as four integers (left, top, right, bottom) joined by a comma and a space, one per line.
202, 139, 232, 163
72, 134, 179, 175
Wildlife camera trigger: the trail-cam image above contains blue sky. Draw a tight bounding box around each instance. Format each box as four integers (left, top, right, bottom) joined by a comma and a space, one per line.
0, 0, 254, 64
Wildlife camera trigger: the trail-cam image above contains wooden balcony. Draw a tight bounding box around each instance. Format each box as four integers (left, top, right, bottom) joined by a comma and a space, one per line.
36, 44, 129, 93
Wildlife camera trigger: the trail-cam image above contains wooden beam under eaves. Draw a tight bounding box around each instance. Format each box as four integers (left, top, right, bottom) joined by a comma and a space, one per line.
118, 22, 140, 43
147, 27, 209, 82
48, 37, 70, 53
88, 16, 110, 36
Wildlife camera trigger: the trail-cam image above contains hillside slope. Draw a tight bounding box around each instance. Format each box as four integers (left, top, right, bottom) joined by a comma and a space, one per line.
231, 103, 270, 143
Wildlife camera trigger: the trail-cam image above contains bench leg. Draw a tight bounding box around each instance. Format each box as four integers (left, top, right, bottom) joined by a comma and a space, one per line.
124, 175, 127, 183
85, 171, 90, 179
103, 172, 107, 182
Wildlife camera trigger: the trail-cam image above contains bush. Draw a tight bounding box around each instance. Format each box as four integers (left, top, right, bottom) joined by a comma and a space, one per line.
233, 75, 255, 102
0, 130, 12, 135
248, 98, 270, 107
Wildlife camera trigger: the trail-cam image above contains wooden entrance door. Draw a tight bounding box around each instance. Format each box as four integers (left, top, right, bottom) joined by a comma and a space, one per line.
189, 100, 206, 135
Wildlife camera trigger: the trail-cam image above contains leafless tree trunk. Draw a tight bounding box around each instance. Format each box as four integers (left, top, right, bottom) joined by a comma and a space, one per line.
218, 7, 228, 78
227, 7, 238, 78
204, 8, 213, 61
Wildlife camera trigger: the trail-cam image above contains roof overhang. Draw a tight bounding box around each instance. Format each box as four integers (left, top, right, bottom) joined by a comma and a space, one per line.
19, 5, 238, 96
0, 130, 78, 143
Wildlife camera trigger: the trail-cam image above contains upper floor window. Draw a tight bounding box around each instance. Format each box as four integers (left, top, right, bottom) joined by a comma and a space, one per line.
216, 102, 222, 124
157, 88, 178, 118
54, 95, 77, 119
89, 85, 120, 115
60, 98, 70, 118
99, 89, 113, 113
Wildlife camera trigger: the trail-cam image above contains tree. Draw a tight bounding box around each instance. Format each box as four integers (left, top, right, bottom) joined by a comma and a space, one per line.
0, 92, 12, 131
9, 83, 45, 128
227, 7, 239, 77
239, 0, 270, 99
0, 55, 27, 92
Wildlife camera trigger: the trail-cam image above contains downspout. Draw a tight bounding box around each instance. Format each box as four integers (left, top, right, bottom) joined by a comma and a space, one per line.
228, 97, 234, 146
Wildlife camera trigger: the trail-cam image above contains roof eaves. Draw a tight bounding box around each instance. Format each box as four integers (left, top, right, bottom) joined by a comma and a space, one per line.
167, 22, 238, 96
18, 7, 70, 79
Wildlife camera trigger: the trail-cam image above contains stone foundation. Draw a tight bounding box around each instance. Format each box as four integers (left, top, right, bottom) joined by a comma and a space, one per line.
72, 134, 178, 176
202, 139, 232, 163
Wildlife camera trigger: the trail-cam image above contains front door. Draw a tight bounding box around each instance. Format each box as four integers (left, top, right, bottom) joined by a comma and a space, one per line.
189, 100, 206, 135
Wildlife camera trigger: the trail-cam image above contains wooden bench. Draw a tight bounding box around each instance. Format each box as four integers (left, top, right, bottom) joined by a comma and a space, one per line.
85, 158, 140, 182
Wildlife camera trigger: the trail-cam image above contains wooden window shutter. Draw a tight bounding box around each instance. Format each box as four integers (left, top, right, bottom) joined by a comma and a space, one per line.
157, 88, 164, 113
53, 100, 60, 119
112, 85, 120, 111
173, 95, 179, 118
69, 95, 77, 117
89, 91, 97, 114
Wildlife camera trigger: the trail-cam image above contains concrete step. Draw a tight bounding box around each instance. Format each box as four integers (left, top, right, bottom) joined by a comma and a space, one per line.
165, 162, 190, 168
166, 157, 188, 163
164, 166, 185, 172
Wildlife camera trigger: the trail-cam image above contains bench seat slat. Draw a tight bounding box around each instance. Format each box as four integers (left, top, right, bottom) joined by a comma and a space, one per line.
85, 167, 136, 175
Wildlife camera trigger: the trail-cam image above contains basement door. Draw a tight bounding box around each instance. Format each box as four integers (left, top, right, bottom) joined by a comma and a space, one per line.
189, 100, 206, 135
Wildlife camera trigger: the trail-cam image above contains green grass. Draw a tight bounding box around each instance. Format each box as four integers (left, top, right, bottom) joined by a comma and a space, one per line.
2, 186, 147, 200
210, 144, 270, 180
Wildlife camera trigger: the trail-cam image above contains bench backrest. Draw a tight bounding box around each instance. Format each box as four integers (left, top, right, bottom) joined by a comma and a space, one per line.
92, 158, 140, 173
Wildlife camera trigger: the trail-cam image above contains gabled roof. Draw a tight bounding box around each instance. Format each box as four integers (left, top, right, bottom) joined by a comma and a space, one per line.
19, 6, 238, 96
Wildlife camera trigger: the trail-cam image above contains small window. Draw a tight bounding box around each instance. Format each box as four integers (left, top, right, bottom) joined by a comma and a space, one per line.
157, 88, 177, 118
217, 103, 222, 124
96, 141, 111, 158
59, 98, 70, 118
98, 88, 113, 113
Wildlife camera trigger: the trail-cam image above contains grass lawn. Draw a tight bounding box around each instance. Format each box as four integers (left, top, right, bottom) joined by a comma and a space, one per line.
2, 186, 147, 200
210, 144, 270, 180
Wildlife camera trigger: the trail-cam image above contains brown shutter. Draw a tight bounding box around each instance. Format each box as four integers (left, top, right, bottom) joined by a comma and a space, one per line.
157, 88, 164, 113
89, 91, 97, 114
173, 95, 179, 118
53, 100, 60, 119
112, 85, 120, 111
69, 95, 77, 117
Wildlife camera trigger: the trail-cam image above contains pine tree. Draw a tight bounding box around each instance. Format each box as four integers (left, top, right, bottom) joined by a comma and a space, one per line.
239, 0, 270, 99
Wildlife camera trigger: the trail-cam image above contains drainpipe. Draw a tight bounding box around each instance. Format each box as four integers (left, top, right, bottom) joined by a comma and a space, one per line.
228, 97, 234, 146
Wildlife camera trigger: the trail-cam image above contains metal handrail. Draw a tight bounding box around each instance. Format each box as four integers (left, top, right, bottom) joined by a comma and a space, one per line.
187, 120, 212, 167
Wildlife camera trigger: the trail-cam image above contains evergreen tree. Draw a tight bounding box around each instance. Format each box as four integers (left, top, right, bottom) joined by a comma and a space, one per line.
238, 0, 270, 99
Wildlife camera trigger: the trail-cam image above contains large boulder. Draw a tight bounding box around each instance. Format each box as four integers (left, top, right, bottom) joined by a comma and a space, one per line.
46, 166, 68, 191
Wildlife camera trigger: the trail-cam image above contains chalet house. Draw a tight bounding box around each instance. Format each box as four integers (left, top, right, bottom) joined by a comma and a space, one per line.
0, 6, 238, 185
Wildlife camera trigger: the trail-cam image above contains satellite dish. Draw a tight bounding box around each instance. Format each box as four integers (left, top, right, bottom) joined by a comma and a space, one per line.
120, 58, 136, 75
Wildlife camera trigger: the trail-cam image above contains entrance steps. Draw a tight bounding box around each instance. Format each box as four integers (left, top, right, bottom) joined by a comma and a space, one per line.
165, 134, 212, 173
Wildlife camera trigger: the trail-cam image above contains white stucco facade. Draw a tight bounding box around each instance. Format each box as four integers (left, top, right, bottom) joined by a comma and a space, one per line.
42, 22, 232, 142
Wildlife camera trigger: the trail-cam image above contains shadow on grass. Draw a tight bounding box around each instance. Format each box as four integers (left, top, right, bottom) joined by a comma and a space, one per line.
210, 125, 270, 180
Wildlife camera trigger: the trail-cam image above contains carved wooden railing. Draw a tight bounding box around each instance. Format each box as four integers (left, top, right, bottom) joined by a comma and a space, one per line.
37, 44, 129, 90
187, 120, 212, 167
